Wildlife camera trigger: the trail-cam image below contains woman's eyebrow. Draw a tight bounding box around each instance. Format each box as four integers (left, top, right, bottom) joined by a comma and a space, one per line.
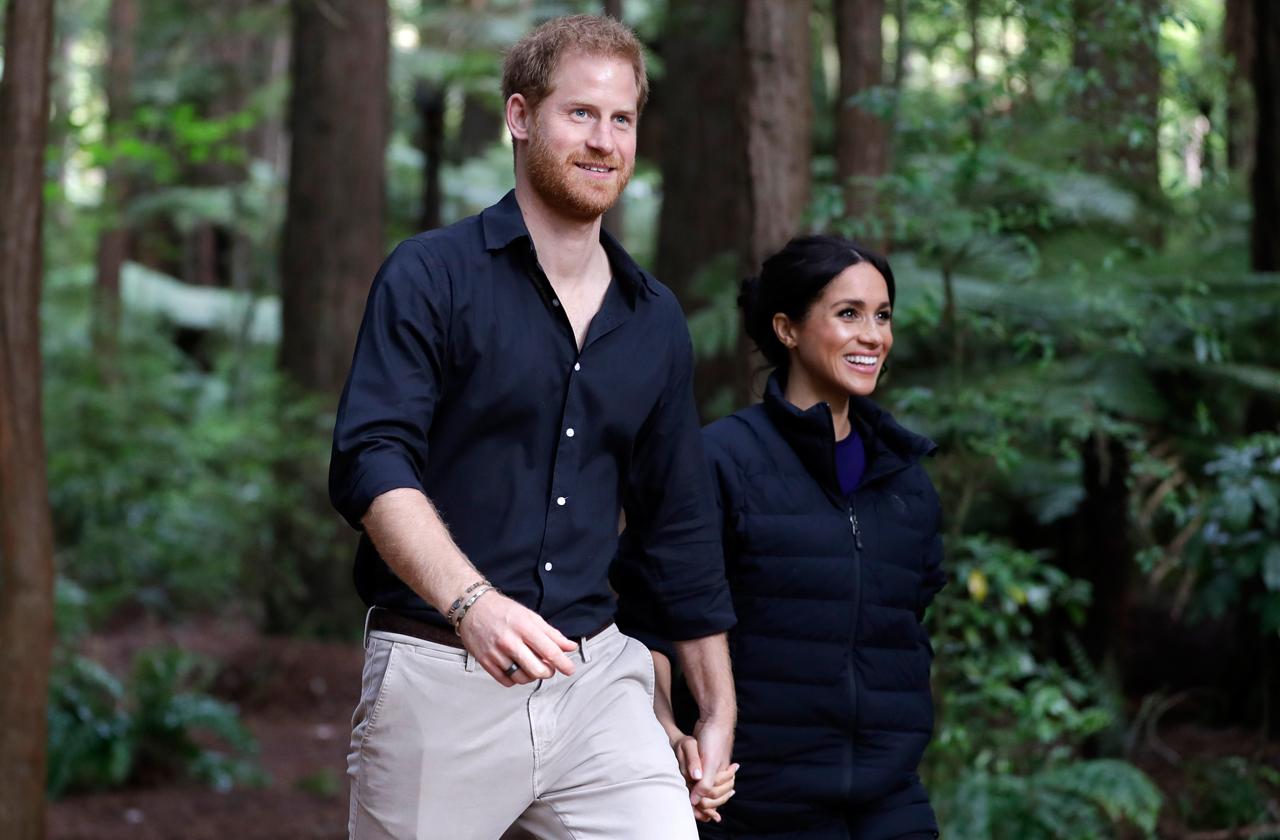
831, 298, 891, 309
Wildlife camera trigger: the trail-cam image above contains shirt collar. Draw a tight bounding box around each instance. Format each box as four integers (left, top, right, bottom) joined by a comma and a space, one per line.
480, 190, 658, 298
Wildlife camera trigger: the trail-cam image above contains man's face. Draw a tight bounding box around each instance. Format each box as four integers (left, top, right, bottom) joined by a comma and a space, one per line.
523, 52, 638, 221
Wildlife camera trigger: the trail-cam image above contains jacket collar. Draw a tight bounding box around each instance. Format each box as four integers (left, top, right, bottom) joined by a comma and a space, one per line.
480, 189, 658, 299
761, 370, 936, 498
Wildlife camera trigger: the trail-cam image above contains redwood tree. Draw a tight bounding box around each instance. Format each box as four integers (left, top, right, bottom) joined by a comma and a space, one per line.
280, 0, 389, 399
1070, 0, 1162, 202
656, 0, 812, 408
1253, 0, 1279, 271
0, 1, 58, 838
1224, 0, 1255, 172
273, 0, 389, 632
94, 0, 138, 360
834, 0, 888, 223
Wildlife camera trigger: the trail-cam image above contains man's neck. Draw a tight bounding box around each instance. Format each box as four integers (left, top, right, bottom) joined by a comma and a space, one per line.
514, 181, 605, 284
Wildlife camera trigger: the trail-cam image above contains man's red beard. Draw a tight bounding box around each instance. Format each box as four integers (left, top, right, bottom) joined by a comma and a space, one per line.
525, 120, 633, 221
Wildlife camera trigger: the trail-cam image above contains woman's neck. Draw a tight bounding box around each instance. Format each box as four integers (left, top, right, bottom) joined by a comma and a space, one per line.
783, 368, 851, 440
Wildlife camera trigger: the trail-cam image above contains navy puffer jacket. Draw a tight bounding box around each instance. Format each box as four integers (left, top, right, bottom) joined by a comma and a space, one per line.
618, 373, 946, 837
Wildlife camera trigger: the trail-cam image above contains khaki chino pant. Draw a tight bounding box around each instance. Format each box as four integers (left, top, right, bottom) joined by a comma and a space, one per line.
348, 621, 699, 840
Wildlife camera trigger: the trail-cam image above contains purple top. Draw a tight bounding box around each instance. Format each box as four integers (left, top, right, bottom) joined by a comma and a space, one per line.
835, 429, 866, 496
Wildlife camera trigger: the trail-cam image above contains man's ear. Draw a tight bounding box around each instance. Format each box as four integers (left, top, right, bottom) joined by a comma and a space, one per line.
506, 93, 532, 142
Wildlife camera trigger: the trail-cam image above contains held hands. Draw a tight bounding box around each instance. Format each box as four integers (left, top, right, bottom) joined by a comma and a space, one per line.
455, 590, 578, 687
669, 725, 738, 822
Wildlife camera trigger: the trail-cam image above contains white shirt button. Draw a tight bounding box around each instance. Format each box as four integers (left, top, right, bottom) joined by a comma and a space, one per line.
556, 496, 566, 506
573, 362, 581, 371
544, 562, 553, 571
565, 428, 575, 438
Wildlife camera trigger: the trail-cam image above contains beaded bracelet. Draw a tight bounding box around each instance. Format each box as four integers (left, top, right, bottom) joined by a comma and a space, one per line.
452, 585, 497, 635
445, 578, 492, 624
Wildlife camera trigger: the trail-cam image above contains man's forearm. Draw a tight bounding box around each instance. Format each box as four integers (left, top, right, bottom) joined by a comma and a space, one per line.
361, 487, 484, 614
674, 633, 736, 724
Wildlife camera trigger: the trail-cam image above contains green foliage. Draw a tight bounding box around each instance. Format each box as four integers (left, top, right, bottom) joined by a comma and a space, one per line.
296, 768, 343, 799
926, 536, 1162, 837
47, 654, 133, 797
130, 648, 263, 791
1179, 756, 1280, 830
47, 647, 262, 798
1184, 434, 1280, 631
42, 269, 331, 620
942, 761, 1163, 840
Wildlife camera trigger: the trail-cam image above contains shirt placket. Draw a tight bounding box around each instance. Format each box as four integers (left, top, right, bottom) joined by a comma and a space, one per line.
529, 253, 588, 614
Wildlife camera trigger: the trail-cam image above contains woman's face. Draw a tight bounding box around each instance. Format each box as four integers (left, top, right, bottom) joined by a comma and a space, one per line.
775, 262, 893, 400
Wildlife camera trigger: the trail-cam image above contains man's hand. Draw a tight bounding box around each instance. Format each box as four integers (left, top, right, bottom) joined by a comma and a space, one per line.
456, 591, 578, 687
670, 732, 738, 822
689, 716, 735, 809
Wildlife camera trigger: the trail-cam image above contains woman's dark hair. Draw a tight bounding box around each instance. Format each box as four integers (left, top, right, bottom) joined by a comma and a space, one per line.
738, 235, 896, 369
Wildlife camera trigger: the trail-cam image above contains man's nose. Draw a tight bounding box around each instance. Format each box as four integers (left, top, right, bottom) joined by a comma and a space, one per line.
586, 120, 615, 154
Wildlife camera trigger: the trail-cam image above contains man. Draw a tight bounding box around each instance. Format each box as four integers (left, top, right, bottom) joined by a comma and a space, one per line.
329, 15, 736, 840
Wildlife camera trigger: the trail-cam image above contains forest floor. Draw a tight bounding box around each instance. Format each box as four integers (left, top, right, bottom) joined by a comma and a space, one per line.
46, 618, 1280, 839
48, 617, 358, 840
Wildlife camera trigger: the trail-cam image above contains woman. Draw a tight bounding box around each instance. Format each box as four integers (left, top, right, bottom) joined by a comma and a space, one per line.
618, 235, 946, 839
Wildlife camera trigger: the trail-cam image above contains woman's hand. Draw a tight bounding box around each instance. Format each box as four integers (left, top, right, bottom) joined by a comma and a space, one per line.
651, 649, 739, 821
672, 733, 738, 822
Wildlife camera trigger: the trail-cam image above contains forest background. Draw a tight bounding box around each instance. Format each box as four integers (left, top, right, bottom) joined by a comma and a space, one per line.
1, 0, 1278, 838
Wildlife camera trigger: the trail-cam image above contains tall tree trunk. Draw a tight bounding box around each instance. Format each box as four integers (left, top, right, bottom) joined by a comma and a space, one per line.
966, 0, 982, 146
891, 0, 908, 91
415, 82, 445, 232
0, 2, 58, 838
272, 0, 388, 634
1224, 0, 1255, 172
184, 0, 261, 290
656, 0, 811, 411
1063, 434, 1135, 667
280, 0, 388, 398
834, 0, 887, 224
1253, 0, 1279, 271
1071, 0, 1161, 203
454, 93, 502, 160
94, 0, 139, 364
601, 0, 627, 246
743, 1, 812, 269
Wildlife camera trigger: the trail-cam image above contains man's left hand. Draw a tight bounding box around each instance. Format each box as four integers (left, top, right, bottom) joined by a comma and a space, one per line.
689, 716, 735, 808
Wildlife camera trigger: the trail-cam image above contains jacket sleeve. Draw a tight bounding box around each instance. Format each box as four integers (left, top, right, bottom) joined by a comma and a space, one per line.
613, 317, 735, 642
328, 240, 452, 531
918, 480, 948, 616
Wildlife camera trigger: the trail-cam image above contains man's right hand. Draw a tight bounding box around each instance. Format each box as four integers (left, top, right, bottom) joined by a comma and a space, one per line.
456, 591, 578, 687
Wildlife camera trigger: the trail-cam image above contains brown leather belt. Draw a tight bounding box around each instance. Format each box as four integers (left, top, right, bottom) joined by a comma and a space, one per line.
368, 608, 613, 650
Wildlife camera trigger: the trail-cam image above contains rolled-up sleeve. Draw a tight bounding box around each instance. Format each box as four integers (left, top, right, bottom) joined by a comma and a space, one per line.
617, 316, 735, 641
329, 240, 451, 530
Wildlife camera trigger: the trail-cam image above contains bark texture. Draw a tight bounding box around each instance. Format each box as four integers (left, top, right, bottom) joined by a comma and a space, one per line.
280, 0, 389, 399
415, 82, 445, 232
0, 2, 58, 838
1224, 0, 1255, 171
600, 0, 627, 245
1252, 0, 1279, 271
834, 0, 888, 221
656, 0, 811, 409
94, 0, 138, 359
1070, 0, 1162, 200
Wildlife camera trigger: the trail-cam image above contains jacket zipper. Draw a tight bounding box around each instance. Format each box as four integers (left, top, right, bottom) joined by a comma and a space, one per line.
844, 499, 863, 800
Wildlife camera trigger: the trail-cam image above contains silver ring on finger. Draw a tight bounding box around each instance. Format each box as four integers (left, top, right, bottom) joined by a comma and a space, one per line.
504, 662, 520, 677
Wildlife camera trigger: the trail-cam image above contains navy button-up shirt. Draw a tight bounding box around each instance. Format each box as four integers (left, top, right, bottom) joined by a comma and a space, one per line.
329, 190, 735, 640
